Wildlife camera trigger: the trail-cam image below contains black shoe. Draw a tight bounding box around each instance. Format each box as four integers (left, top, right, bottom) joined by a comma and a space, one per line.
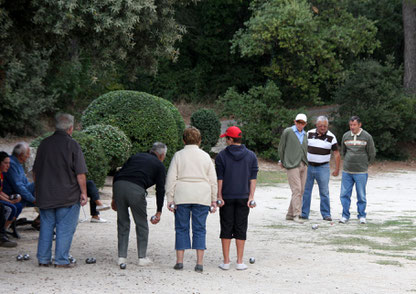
173, 263, 183, 270
39, 262, 52, 267
10, 220, 21, 238
324, 216, 332, 221
194, 264, 203, 273
299, 216, 308, 220
0, 236, 17, 247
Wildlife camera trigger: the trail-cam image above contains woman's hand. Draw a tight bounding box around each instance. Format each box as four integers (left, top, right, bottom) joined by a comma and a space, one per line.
210, 201, 217, 213
167, 201, 176, 212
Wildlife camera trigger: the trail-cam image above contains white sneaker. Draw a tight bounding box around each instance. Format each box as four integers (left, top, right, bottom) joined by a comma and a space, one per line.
293, 216, 305, 224
139, 257, 153, 266
90, 217, 107, 223
218, 263, 230, 270
118, 257, 127, 265
96, 204, 110, 211
339, 217, 348, 224
359, 217, 366, 224
236, 263, 248, 270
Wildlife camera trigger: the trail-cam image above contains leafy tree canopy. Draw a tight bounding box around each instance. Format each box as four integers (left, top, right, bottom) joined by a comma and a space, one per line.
0, 0, 196, 135
231, 0, 379, 105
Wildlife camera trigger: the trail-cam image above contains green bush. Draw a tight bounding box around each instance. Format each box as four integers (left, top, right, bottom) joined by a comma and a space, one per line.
30, 131, 110, 188
218, 81, 301, 161
154, 97, 186, 148
81, 90, 181, 163
190, 109, 221, 153
333, 59, 416, 159
83, 124, 132, 171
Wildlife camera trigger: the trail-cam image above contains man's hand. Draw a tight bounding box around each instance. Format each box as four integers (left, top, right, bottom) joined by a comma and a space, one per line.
80, 193, 88, 206
217, 198, 225, 208
332, 169, 340, 177
111, 199, 117, 211
150, 212, 161, 224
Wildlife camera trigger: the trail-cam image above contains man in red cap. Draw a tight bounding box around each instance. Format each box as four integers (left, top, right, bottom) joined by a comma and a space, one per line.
215, 126, 258, 271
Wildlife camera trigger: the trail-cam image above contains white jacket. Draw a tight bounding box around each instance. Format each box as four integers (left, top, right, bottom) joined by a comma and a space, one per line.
165, 145, 217, 206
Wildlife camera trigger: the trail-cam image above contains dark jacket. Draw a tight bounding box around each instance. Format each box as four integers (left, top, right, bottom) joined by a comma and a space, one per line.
113, 152, 166, 212
215, 144, 258, 199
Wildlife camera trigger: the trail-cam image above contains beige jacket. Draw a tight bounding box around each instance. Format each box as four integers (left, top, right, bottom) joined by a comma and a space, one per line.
165, 145, 217, 206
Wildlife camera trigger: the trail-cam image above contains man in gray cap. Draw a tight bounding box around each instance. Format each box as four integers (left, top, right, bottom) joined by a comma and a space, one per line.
278, 114, 308, 223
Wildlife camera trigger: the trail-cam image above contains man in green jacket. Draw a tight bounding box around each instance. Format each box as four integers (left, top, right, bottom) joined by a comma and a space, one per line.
278, 114, 308, 223
339, 116, 376, 225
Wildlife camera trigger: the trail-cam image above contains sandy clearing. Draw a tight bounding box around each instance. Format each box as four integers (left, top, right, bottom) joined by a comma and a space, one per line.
1, 169, 416, 293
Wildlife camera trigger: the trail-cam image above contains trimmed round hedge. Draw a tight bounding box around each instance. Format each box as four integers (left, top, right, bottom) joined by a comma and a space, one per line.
190, 108, 221, 153
83, 124, 132, 171
30, 131, 110, 188
155, 97, 186, 149
82, 90, 182, 163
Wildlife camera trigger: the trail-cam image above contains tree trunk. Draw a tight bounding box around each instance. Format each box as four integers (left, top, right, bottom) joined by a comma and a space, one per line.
403, 0, 416, 94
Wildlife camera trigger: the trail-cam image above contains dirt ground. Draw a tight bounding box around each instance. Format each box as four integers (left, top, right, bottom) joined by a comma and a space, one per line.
1, 137, 416, 293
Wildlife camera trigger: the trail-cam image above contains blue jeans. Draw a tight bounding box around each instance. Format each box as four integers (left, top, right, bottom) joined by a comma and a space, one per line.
340, 172, 368, 219
37, 203, 80, 265
302, 164, 331, 219
175, 204, 209, 250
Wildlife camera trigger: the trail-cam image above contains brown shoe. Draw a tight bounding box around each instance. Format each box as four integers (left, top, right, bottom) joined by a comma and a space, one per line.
54, 263, 76, 268
324, 216, 332, 221
286, 215, 294, 220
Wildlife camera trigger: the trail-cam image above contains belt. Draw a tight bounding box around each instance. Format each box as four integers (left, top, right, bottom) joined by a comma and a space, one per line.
309, 162, 329, 167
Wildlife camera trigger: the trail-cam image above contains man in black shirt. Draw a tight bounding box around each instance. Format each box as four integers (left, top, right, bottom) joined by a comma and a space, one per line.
111, 142, 167, 267
33, 113, 88, 267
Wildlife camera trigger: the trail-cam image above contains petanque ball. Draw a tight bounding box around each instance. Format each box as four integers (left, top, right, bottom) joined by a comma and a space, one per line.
249, 257, 255, 264
23, 254, 30, 260
120, 263, 127, 270
169, 204, 175, 209
312, 224, 319, 230
216, 200, 223, 206
150, 215, 157, 221
16, 254, 23, 261
86, 257, 96, 264
249, 200, 256, 207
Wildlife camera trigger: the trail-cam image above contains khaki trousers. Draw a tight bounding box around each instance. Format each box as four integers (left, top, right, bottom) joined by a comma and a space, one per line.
286, 162, 308, 218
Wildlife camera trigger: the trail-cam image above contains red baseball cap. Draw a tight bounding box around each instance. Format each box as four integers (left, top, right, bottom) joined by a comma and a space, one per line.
220, 126, 242, 138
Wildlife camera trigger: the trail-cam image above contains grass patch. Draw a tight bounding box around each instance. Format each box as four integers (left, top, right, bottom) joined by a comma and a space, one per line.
327, 219, 416, 254
374, 260, 402, 267
265, 224, 290, 230
336, 248, 366, 254
257, 170, 287, 185
372, 252, 416, 261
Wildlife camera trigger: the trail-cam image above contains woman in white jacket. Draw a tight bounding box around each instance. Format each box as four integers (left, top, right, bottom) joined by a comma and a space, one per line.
165, 127, 217, 273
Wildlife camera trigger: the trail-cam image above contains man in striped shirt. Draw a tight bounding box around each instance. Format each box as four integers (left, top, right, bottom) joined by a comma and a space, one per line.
301, 116, 340, 221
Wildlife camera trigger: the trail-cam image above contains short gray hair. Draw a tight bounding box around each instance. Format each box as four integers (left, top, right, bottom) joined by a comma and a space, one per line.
151, 142, 167, 156
12, 142, 29, 157
316, 115, 329, 124
55, 113, 74, 131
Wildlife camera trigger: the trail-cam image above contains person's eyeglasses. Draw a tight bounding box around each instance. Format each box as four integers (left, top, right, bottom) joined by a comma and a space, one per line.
295, 120, 306, 125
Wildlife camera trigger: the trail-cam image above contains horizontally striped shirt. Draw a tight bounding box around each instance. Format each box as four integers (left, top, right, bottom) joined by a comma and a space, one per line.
307, 129, 338, 165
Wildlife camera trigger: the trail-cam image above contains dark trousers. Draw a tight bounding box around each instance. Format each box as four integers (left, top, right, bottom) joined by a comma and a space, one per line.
87, 180, 100, 216
0, 203, 6, 239
220, 198, 250, 240
113, 180, 148, 259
